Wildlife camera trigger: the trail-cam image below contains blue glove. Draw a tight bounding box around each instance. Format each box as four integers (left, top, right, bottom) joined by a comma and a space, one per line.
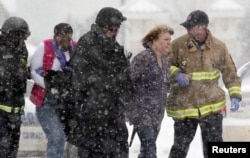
175, 72, 189, 86
230, 97, 240, 112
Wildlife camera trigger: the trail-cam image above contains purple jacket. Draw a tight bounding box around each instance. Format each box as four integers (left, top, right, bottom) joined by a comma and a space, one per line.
128, 49, 170, 128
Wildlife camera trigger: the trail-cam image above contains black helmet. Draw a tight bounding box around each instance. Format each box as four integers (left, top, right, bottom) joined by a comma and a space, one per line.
95, 7, 126, 28
1, 16, 31, 39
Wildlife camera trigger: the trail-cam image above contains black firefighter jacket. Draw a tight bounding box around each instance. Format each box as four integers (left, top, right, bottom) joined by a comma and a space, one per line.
0, 37, 29, 113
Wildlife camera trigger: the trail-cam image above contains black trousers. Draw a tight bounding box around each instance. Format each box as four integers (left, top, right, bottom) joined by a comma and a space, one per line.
168, 112, 223, 158
77, 117, 129, 158
0, 111, 22, 158
136, 126, 160, 158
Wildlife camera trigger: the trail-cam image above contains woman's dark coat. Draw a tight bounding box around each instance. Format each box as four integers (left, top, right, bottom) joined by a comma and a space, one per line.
128, 50, 170, 129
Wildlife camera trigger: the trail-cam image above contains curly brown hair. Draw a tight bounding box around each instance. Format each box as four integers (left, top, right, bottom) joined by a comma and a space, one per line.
142, 24, 174, 48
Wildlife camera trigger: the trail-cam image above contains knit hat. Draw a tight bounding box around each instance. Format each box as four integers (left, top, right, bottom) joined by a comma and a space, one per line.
95, 7, 126, 28
181, 10, 209, 29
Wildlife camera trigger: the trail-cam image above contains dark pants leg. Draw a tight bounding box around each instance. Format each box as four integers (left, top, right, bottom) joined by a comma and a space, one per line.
136, 126, 159, 158
168, 118, 198, 158
199, 112, 223, 158
0, 111, 21, 158
109, 118, 129, 158
77, 117, 129, 158
168, 112, 223, 158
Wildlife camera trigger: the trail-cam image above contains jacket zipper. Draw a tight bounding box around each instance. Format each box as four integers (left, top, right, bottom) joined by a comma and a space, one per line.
200, 45, 205, 71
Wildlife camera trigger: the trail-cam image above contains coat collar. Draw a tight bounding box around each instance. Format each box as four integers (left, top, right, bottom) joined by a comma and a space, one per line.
90, 24, 119, 51
185, 29, 212, 52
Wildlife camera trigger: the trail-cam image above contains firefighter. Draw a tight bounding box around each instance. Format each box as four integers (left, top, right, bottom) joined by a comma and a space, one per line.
0, 16, 31, 158
167, 10, 242, 158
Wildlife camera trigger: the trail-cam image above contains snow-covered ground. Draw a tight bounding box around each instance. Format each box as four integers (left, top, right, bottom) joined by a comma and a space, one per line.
21, 98, 203, 157
127, 115, 203, 158
128, 114, 250, 158
21, 97, 250, 158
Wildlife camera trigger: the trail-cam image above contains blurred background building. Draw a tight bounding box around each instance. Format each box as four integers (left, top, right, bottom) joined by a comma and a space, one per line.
0, 0, 249, 67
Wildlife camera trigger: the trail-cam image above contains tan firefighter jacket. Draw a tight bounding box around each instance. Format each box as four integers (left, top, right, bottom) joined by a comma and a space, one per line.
167, 30, 241, 119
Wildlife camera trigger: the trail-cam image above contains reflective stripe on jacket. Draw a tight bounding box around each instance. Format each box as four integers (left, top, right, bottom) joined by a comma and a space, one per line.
0, 104, 24, 113
167, 30, 241, 119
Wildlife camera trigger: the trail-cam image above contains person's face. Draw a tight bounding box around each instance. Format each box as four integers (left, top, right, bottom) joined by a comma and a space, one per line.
54, 34, 72, 51
6, 38, 26, 48
187, 24, 207, 43
103, 26, 120, 39
153, 32, 172, 55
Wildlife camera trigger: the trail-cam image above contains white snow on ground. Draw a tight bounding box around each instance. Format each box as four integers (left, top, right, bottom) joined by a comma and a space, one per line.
127, 115, 203, 158
128, 115, 250, 158
23, 98, 203, 157
23, 98, 250, 158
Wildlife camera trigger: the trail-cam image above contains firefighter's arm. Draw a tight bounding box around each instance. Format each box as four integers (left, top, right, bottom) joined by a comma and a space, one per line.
170, 66, 191, 86
220, 45, 241, 100
219, 45, 241, 112
169, 43, 191, 86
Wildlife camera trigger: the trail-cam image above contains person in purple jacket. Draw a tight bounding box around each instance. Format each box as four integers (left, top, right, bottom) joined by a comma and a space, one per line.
128, 24, 174, 158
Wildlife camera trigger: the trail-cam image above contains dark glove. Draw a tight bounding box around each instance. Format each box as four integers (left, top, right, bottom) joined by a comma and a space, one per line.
44, 70, 58, 89
175, 72, 190, 86
230, 97, 240, 112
